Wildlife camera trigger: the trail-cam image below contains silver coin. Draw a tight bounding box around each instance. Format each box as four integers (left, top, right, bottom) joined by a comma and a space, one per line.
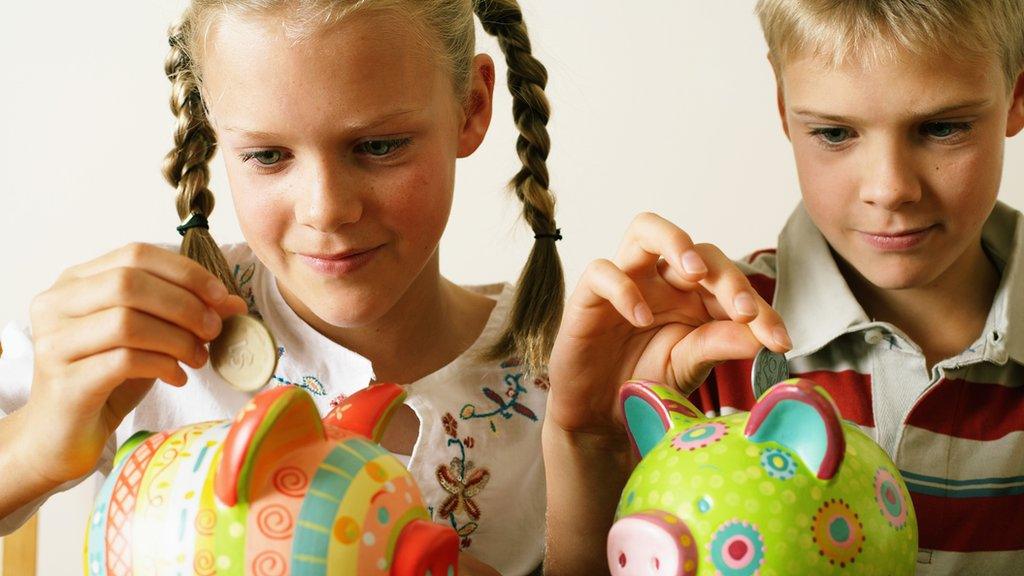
750, 347, 789, 400
210, 314, 278, 392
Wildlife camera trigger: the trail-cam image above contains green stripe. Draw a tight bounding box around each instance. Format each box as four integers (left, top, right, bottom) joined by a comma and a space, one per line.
900, 469, 1024, 487
906, 481, 1024, 498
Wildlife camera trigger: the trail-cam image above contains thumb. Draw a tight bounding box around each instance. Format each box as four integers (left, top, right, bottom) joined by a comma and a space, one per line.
669, 321, 763, 393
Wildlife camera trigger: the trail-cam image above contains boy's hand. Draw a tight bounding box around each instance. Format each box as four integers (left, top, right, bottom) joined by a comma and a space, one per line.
548, 212, 791, 439
18, 243, 248, 487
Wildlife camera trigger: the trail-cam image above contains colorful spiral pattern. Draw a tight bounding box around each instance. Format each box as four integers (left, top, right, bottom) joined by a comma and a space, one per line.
875, 469, 908, 529
760, 448, 798, 480
272, 466, 310, 497
708, 520, 765, 576
671, 422, 728, 451
811, 498, 864, 567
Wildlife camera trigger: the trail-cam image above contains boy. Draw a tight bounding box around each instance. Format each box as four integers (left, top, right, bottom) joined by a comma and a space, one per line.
543, 1, 1024, 574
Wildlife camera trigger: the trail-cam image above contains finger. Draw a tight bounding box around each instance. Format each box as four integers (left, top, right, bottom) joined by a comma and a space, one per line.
38, 307, 209, 370
47, 267, 244, 341
568, 259, 654, 328
55, 243, 235, 308
613, 213, 706, 282
682, 244, 791, 352
668, 321, 766, 394
65, 348, 189, 407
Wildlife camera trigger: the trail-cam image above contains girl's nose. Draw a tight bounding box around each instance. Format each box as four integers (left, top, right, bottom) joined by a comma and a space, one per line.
294, 160, 363, 232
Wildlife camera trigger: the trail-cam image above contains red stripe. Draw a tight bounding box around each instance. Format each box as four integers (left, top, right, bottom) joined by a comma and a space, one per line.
692, 362, 874, 428
745, 248, 777, 264
912, 490, 1024, 552
746, 273, 777, 306
790, 369, 874, 428
907, 378, 1024, 440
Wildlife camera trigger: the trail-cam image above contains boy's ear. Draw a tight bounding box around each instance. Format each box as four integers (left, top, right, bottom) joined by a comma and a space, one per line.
457, 53, 495, 158
1006, 69, 1024, 138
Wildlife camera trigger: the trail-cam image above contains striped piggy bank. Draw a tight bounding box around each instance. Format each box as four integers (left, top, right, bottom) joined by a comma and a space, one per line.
85, 383, 458, 576
609, 378, 918, 576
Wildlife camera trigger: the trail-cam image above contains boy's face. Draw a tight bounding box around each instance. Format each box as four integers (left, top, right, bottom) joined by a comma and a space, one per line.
776, 50, 1024, 291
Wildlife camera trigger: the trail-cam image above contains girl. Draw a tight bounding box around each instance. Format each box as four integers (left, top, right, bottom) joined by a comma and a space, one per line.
0, 1, 561, 574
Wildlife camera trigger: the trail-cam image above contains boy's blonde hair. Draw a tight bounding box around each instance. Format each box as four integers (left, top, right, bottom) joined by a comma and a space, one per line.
163, 0, 563, 372
756, 0, 1024, 91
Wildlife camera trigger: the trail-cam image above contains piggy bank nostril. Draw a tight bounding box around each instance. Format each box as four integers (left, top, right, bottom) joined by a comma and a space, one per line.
652, 556, 660, 570
619, 552, 627, 567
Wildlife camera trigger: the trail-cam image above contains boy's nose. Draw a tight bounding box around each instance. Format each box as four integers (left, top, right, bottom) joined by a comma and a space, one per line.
858, 140, 922, 210
294, 161, 363, 232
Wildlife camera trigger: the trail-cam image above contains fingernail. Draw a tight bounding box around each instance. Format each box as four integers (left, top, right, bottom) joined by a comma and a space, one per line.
203, 308, 220, 336
734, 293, 757, 317
634, 302, 654, 326
680, 250, 707, 275
206, 280, 228, 302
773, 326, 793, 350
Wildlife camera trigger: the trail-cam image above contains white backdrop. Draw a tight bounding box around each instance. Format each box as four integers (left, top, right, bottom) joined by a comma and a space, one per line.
1, 1, 1022, 573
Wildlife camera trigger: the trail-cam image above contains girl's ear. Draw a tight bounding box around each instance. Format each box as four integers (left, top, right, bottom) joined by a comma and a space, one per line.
457, 53, 496, 158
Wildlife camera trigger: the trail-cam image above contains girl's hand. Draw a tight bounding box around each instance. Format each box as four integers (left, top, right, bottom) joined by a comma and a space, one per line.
547, 212, 791, 438
17, 243, 248, 486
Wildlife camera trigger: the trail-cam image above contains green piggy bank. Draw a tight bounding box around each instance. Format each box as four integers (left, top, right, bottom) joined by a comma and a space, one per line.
608, 378, 918, 576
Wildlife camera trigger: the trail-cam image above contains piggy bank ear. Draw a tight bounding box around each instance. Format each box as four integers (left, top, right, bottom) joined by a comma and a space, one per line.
744, 378, 846, 480
620, 380, 704, 459
216, 386, 324, 507
322, 383, 407, 443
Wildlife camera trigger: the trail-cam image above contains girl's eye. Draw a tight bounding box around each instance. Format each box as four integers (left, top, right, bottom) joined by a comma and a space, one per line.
240, 150, 283, 166
811, 127, 851, 144
357, 138, 411, 157
921, 121, 972, 140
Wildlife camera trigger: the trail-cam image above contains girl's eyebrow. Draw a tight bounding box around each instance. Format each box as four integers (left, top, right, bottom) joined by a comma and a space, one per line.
221, 107, 424, 139
792, 99, 992, 124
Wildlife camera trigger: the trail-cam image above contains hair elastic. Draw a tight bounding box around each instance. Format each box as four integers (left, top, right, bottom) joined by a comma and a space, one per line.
176, 212, 209, 236
534, 228, 562, 241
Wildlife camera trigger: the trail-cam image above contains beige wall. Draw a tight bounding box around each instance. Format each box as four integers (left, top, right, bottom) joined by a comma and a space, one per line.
2, 1, 1022, 574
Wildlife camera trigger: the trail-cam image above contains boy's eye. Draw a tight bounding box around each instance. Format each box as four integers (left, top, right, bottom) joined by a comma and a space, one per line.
921, 121, 971, 139
357, 138, 411, 157
812, 127, 851, 144
240, 150, 283, 166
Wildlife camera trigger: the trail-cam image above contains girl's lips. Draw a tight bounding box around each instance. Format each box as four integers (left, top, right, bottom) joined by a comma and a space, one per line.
858, 226, 936, 251
298, 245, 381, 276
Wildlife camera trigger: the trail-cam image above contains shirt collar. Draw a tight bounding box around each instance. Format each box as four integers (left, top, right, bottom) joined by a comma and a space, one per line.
772, 201, 1024, 365
773, 203, 870, 359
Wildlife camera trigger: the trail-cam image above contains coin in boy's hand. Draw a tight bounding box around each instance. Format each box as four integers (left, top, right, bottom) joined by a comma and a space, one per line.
751, 347, 789, 400
210, 314, 278, 392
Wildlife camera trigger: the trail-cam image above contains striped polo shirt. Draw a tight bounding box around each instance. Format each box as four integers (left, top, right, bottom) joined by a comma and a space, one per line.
690, 201, 1024, 575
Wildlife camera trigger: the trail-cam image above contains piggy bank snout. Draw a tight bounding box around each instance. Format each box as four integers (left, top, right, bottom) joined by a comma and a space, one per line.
607, 512, 697, 576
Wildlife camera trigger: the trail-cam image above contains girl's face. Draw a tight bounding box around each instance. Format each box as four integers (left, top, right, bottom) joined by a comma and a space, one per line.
202, 10, 492, 328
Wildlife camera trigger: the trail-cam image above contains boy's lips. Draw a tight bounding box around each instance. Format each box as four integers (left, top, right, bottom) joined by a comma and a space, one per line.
857, 225, 936, 251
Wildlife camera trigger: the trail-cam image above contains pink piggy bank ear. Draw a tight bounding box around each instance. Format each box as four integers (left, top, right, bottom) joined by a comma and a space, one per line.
744, 378, 846, 480
619, 380, 705, 459
322, 383, 406, 443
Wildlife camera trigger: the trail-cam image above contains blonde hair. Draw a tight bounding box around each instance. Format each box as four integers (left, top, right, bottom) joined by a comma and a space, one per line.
163, 0, 563, 372
756, 0, 1024, 90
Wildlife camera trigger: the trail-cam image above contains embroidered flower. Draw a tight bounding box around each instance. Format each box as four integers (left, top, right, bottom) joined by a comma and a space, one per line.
463, 436, 475, 449
442, 412, 459, 438
533, 375, 550, 390
436, 458, 490, 521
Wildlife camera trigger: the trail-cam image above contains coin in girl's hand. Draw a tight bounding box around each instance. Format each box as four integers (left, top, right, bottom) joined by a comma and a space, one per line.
210, 314, 278, 392
750, 347, 789, 400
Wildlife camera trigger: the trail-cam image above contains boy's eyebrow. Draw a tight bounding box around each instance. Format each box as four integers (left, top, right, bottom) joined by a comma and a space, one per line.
792, 99, 992, 124
221, 108, 424, 138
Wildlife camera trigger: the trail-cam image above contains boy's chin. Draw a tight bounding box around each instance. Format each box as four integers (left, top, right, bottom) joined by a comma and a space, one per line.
847, 258, 941, 292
